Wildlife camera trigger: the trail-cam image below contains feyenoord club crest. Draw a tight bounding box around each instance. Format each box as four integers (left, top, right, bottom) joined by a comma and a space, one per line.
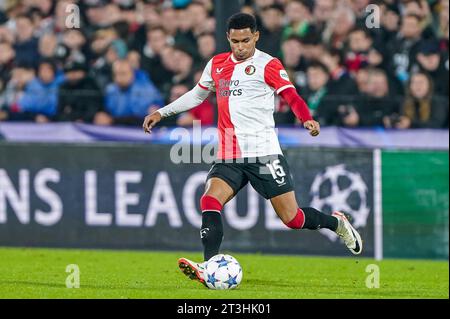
245, 65, 256, 75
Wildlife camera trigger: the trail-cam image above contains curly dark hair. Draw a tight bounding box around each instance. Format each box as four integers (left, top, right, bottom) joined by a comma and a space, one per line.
227, 13, 257, 33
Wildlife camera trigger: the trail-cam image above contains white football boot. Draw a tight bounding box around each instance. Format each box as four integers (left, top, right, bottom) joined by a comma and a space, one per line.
178, 258, 207, 286
332, 211, 363, 255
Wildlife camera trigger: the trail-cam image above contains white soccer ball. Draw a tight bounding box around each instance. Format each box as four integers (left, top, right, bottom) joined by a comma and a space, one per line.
202, 254, 243, 290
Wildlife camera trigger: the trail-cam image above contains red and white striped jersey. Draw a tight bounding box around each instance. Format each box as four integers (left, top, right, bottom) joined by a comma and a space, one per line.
198, 49, 295, 160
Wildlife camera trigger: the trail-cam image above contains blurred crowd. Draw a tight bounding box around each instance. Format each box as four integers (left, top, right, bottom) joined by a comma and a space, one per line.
0, 0, 448, 129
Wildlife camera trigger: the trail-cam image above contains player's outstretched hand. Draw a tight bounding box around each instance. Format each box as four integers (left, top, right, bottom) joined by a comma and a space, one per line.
143, 111, 162, 134
304, 120, 320, 137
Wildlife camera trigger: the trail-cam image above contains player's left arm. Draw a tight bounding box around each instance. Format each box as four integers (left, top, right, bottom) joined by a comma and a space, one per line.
264, 58, 320, 137
279, 88, 320, 136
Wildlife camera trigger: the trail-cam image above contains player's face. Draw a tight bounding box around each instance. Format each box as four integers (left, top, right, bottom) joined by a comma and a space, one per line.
227, 28, 259, 61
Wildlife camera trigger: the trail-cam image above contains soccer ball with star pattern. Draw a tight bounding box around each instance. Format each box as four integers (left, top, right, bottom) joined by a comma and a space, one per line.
202, 254, 243, 290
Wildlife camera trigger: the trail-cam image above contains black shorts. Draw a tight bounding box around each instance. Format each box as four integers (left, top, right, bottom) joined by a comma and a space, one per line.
206, 154, 295, 200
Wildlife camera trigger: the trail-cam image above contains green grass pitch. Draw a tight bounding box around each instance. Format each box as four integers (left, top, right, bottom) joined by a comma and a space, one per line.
0, 247, 447, 299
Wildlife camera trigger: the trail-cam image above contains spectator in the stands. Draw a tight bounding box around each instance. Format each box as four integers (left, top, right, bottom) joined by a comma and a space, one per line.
28, 3, 54, 37
38, 33, 58, 60
435, 0, 448, 47
38, 32, 71, 70
14, 59, 65, 122
93, 37, 129, 90
355, 65, 371, 94
171, 45, 196, 87
131, 3, 162, 54
0, 9, 6, 25
117, 2, 139, 33
258, 4, 284, 58
2, 63, 36, 113
143, 1, 163, 27
173, 83, 214, 127
159, 45, 180, 97
97, 59, 163, 126
0, 42, 15, 92
387, 14, 424, 84
197, 32, 216, 63
346, 27, 382, 73
0, 63, 35, 121
345, 27, 373, 73
379, 2, 401, 44
253, 0, 276, 11
282, 0, 313, 40
0, 24, 14, 44
322, 4, 355, 50
303, 61, 331, 120
56, 61, 104, 123
356, 68, 399, 127
84, 1, 122, 35
32, 0, 54, 18
411, 39, 449, 96
321, 48, 358, 101
313, 0, 336, 33
141, 26, 174, 91
89, 28, 119, 89
13, 14, 40, 67
0, 0, 448, 130
127, 50, 141, 70
62, 29, 90, 65
106, 39, 128, 64
305, 61, 358, 128
301, 30, 325, 62
403, 0, 433, 31
395, 72, 448, 129
281, 35, 308, 89
160, 6, 178, 38
275, 35, 308, 126
174, 6, 197, 55
188, 1, 211, 38
350, 0, 370, 24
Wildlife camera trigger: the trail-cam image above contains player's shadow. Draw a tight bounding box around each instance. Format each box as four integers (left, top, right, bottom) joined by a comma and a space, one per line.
244, 278, 293, 288
0, 279, 62, 288
0, 279, 151, 290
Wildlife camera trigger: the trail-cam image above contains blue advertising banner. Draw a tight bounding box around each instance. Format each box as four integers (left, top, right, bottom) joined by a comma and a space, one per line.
0, 143, 374, 257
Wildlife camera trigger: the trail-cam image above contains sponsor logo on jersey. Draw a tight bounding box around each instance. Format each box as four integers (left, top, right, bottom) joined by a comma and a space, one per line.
216, 67, 224, 74
280, 70, 289, 80
217, 79, 242, 97
245, 65, 256, 75
219, 79, 240, 88
219, 89, 243, 97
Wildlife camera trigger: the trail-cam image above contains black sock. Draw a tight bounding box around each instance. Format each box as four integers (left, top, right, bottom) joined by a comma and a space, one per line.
200, 211, 223, 261
301, 207, 338, 231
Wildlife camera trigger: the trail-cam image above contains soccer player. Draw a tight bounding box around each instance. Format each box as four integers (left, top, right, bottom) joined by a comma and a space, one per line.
143, 13, 362, 286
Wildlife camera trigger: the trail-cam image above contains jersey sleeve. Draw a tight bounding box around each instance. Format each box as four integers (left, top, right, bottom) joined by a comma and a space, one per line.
197, 59, 216, 92
264, 58, 295, 94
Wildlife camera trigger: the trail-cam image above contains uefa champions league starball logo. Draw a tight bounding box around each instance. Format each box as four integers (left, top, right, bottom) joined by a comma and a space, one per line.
309, 164, 370, 242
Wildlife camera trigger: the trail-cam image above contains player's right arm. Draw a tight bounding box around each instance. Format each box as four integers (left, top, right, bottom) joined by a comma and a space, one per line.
143, 59, 215, 134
